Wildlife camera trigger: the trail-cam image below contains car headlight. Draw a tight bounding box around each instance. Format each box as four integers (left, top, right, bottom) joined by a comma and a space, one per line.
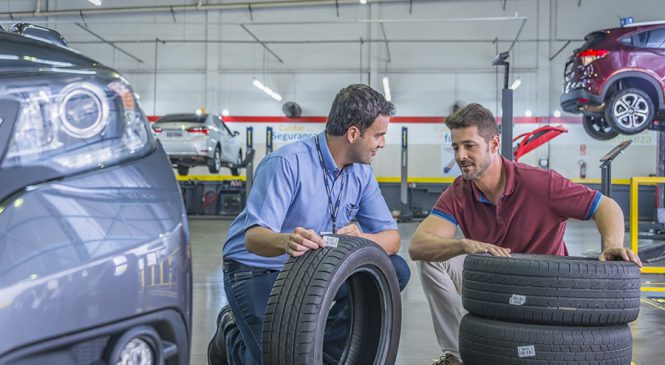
58, 82, 109, 139
1, 75, 154, 173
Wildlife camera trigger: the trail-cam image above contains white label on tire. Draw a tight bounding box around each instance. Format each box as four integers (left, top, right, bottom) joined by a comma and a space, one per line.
509, 294, 526, 306
517, 345, 536, 358
323, 235, 339, 248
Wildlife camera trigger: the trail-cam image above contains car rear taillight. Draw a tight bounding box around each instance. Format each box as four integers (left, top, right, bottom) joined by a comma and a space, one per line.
186, 127, 208, 135
578, 49, 608, 66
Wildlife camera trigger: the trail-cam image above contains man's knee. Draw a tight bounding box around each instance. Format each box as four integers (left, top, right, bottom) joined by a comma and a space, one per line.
417, 260, 445, 281
389, 254, 411, 291
417, 259, 464, 292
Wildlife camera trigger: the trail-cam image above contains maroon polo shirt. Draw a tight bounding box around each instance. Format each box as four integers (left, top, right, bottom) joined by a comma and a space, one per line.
432, 157, 602, 255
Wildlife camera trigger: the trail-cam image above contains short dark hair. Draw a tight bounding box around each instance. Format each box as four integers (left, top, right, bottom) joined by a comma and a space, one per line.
326, 84, 395, 136
445, 103, 499, 142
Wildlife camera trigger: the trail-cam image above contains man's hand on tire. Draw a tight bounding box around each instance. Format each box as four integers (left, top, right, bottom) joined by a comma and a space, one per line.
462, 238, 512, 257
284, 227, 325, 257
336, 223, 362, 237
599, 247, 643, 267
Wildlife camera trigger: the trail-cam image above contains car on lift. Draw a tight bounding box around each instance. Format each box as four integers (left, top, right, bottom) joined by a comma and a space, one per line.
560, 20, 665, 140
152, 113, 243, 176
0, 24, 192, 365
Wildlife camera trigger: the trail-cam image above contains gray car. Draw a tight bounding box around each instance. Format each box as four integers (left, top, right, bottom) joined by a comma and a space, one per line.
153, 113, 243, 176
0, 24, 192, 365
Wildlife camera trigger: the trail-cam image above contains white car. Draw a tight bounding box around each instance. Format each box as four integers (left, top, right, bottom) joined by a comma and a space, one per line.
153, 113, 243, 175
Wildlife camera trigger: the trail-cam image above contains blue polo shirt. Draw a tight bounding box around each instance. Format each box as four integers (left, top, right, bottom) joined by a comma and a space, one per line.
223, 132, 397, 270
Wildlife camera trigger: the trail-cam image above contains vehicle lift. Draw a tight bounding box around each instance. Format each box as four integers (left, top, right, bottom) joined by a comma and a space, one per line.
636, 129, 665, 263
179, 127, 255, 217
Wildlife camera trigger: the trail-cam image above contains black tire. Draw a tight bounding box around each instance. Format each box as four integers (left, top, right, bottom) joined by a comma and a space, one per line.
107, 326, 163, 365
605, 87, 654, 135
262, 235, 401, 365
230, 150, 242, 176
462, 253, 640, 325
459, 314, 632, 365
176, 165, 189, 176
582, 114, 619, 140
208, 145, 222, 173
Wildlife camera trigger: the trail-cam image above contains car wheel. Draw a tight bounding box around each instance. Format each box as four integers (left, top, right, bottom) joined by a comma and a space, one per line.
230, 150, 242, 176
459, 315, 632, 365
107, 326, 162, 365
582, 115, 619, 140
262, 235, 401, 365
605, 87, 654, 135
176, 166, 189, 176
208, 145, 222, 174
462, 253, 641, 325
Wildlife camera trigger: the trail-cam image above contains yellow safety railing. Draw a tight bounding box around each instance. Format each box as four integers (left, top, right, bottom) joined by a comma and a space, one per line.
175, 175, 633, 185
176, 175, 247, 181
630, 176, 665, 280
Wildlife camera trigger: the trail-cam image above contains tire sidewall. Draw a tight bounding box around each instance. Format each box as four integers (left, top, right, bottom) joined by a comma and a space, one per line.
208, 145, 221, 173
605, 87, 654, 135
582, 114, 618, 140
309, 244, 401, 364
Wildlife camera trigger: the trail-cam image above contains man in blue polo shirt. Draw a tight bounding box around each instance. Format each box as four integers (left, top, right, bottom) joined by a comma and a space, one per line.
208, 84, 410, 365
408, 103, 642, 365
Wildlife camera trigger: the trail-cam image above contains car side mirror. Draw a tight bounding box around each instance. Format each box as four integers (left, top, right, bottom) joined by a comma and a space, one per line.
233, 131, 240, 136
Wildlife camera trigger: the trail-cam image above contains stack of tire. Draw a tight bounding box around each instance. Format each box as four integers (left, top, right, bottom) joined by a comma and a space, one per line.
459, 254, 641, 365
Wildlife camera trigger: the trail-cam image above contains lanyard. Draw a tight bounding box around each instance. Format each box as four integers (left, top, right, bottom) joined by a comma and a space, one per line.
315, 137, 345, 234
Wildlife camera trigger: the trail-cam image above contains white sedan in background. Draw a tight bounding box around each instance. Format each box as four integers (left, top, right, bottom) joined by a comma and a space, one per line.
152, 113, 243, 176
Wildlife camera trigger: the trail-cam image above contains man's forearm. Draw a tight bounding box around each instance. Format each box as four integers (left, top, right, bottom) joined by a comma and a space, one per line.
409, 233, 467, 262
593, 196, 625, 250
359, 229, 400, 255
245, 226, 287, 257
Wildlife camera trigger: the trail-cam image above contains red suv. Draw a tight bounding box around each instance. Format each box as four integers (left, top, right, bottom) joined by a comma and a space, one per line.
561, 21, 665, 140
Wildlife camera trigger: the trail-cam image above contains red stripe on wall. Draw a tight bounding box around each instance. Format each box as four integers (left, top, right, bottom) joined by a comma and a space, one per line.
147, 115, 582, 124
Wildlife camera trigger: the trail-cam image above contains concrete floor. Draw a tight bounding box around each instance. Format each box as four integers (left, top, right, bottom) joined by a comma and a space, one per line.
190, 218, 665, 365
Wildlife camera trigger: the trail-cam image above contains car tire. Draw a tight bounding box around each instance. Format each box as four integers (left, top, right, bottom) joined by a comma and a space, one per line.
176, 166, 189, 176
459, 314, 632, 365
262, 235, 401, 365
462, 253, 641, 325
208, 145, 222, 174
230, 150, 242, 176
605, 87, 654, 135
106, 326, 162, 365
582, 115, 619, 140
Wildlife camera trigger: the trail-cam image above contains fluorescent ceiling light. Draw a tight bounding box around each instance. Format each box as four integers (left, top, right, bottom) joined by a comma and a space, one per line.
88, 0, 102, 6
360, 0, 367, 4
553, 110, 561, 117
252, 78, 282, 102
510, 78, 521, 90
382, 76, 391, 102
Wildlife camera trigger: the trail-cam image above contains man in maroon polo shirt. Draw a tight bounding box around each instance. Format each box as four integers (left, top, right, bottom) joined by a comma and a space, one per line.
408, 103, 642, 365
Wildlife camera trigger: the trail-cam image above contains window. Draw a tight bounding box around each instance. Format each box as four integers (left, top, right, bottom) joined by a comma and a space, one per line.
216, 116, 234, 135
581, 31, 607, 51
633, 28, 665, 49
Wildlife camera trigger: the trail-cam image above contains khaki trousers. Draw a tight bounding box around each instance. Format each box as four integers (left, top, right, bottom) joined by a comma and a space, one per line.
417, 255, 467, 358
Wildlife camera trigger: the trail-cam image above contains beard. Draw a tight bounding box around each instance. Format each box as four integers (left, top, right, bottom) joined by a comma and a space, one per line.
459, 150, 492, 180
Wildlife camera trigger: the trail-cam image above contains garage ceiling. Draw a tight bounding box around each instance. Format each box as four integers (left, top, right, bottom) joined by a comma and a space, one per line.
0, 0, 655, 117
0, 0, 539, 74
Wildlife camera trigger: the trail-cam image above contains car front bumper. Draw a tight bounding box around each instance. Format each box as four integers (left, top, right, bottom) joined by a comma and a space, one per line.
0, 145, 192, 363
